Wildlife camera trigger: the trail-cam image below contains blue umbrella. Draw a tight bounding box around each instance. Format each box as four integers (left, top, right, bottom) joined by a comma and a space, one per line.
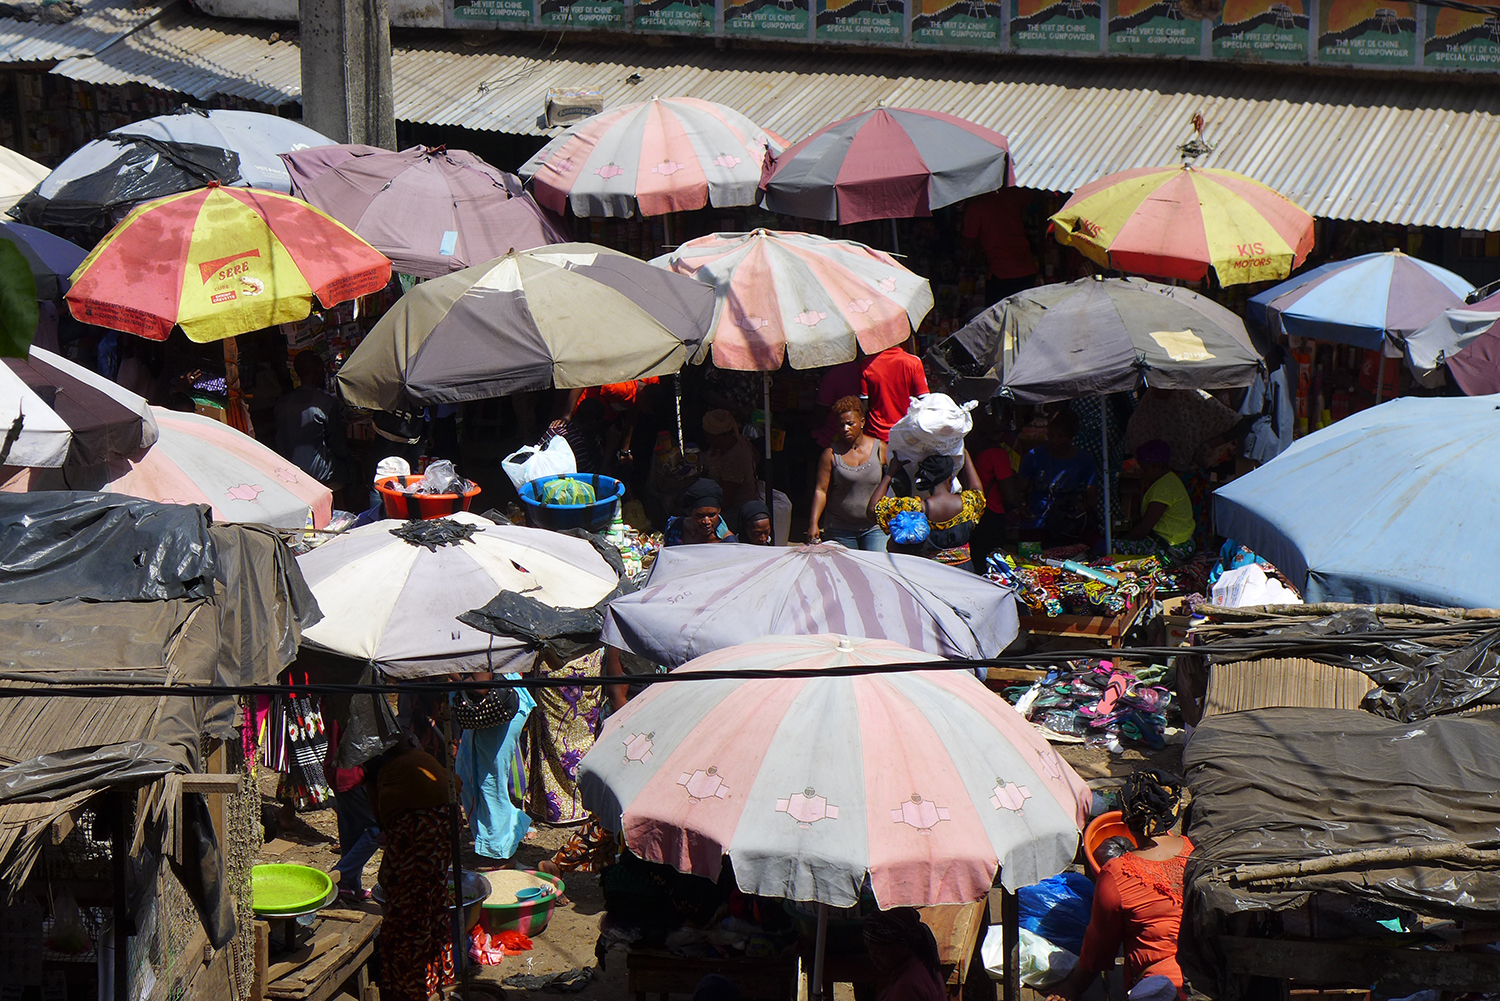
1213, 395, 1500, 608
1248, 250, 1472, 352
0, 222, 86, 299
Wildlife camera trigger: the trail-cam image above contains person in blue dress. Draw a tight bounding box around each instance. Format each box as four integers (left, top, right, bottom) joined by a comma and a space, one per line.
1017, 409, 1099, 545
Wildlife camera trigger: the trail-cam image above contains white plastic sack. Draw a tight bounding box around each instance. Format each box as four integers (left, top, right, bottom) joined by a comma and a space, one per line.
982, 926, 1078, 988
1210, 563, 1303, 608
887, 392, 977, 463
502, 436, 576, 490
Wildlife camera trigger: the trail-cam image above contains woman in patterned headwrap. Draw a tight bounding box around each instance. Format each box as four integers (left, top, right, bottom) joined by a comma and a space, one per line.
1049, 768, 1193, 1001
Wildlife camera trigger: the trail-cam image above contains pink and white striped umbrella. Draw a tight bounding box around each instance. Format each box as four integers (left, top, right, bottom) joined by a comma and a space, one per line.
519, 98, 784, 219
579, 634, 1090, 909
652, 229, 933, 371
2, 406, 332, 529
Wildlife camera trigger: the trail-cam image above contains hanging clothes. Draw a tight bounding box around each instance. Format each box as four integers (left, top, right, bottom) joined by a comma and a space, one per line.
455, 677, 536, 861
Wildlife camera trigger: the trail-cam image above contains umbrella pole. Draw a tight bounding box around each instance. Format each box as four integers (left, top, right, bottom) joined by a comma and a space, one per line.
810, 902, 829, 1001
675, 374, 685, 451
1101, 396, 1113, 555
763, 371, 774, 540
890, 218, 900, 255
445, 715, 467, 995
1375, 353, 1387, 405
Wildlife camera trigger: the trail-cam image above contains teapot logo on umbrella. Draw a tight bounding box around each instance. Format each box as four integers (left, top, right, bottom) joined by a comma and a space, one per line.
847, 298, 874, 314
794, 309, 828, 327
595, 163, 626, 179
891, 793, 950, 834
713, 153, 742, 170
652, 160, 685, 176
623, 732, 655, 763
678, 766, 730, 802
990, 778, 1031, 814
775, 787, 839, 829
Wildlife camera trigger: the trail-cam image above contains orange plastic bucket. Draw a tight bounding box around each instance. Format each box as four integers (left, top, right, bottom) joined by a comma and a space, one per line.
375, 475, 481, 520
1083, 810, 1138, 877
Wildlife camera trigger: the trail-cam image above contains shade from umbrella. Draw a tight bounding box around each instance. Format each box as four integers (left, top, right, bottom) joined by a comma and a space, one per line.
651, 229, 933, 371
988, 276, 1261, 403
0, 146, 49, 216
1213, 395, 1500, 608
337, 243, 714, 410
1050, 165, 1315, 286
0, 222, 87, 300
580, 633, 1091, 907
0, 345, 157, 467
760, 107, 1014, 225
65, 183, 391, 343
281, 144, 566, 278
296, 512, 620, 677
2, 406, 332, 529
519, 97, 784, 218
601, 542, 1018, 667
1248, 250, 1472, 353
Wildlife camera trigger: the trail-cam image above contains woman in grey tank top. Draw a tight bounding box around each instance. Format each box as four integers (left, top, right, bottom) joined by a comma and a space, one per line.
809, 395, 888, 551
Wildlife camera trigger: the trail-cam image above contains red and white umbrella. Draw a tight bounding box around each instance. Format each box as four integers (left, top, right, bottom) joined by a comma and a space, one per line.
652, 229, 933, 371
519, 98, 785, 218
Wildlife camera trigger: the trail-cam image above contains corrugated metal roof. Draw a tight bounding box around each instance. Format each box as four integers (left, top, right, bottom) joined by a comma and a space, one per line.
52, 10, 299, 105
0, 0, 165, 64
48, 15, 1500, 229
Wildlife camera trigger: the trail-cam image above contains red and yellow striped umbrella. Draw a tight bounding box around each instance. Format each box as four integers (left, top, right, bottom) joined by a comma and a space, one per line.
1050, 165, 1315, 286
66, 182, 391, 342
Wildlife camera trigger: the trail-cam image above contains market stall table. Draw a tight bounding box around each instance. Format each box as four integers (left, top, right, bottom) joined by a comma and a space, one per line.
256, 908, 381, 1001
1017, 581, 1155, 649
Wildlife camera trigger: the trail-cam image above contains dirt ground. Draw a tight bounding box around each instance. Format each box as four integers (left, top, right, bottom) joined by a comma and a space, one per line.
253, 735, 1182, 1001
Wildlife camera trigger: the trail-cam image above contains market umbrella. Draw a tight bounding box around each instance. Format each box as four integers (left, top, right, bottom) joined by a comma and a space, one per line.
336, 243, 714, 411
2, 406, 333, 529
0, 222, 87, 300
0, 344, 157, 467
518, 97, 785, 219
280, 144, 566, 278
1050, 165, 1315, 286
1250, 250, 1472, 353
296, 511, 620, 677
760, 107, 1014, 225
64, 183, 391, 343
991, 275, 1262, 550
0, 146, 48, 216
601, 542, 1019, 667
578, 633, 1090, 985
1404, 288, 1500, 392
1213, 395, 1500, 608
11, 109, 333, 230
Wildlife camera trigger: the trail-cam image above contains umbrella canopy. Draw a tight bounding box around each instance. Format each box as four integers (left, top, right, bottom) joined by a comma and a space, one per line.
1050, 165, 1315, 286
11, 109, 333, 230
519, 97, 784, 218
2, 406, 332, 529
65, 183, 391, 343
1248, 250, 1472, 353
981, 276, 1261, 403
579, 633, 1091, 906
602, 542, 1018, 667
1213, 395, 1500, 608
1404, 288, 1500, 390
0, 345, 157, 467
296, 512, 620, 677
0, 222, 87, 299
337, 243, 714, 410
281, 144, 566, 278
651, 229, 933, 371
760, 107, 1014, 225
0, 146, 49, 216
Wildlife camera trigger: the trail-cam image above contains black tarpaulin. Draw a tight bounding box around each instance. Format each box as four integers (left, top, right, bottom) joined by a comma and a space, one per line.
1180, 708, 1500, 996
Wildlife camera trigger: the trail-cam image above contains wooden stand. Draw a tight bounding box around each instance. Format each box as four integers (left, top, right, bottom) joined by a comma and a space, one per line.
1018, 585, 1155, 649
260, 909, 381, 1001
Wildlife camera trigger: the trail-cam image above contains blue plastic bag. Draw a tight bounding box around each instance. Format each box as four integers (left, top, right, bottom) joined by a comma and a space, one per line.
1017, 871, 1095, 955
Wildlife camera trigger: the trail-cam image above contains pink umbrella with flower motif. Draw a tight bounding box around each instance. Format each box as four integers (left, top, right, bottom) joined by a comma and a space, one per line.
518, 98, 784, 218
1, 406, 332, 528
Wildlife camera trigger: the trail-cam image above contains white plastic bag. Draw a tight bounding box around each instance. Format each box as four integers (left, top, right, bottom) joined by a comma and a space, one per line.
887, 393, 977, 463
1210, 563, 1303, 608
502, 436, 576, 490
982, 926, 1078, 988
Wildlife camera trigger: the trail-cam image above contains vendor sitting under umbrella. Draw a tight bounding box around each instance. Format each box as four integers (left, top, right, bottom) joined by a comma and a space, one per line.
664, 478, 737, 546
738, 498, 775, 546
1114, 439, 1196, 562
700, 409, 758, 523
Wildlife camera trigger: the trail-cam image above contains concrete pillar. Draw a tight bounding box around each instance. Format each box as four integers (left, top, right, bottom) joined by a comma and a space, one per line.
298, 0, 396, 148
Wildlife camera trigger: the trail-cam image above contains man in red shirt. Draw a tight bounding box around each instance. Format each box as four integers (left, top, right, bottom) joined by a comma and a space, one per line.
962, 188, 1039, 305
860, 342, 929, 443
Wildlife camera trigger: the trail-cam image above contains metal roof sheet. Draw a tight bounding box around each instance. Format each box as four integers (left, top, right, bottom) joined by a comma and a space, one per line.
0, 0, 165, 65
48, 16, 1500, 229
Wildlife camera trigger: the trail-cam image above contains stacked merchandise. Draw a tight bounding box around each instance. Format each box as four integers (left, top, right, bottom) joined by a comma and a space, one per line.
1007, 660, 1173, 751
985, 552, 1180, 617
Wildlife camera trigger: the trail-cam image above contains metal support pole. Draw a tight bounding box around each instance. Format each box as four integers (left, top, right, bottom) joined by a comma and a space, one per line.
890, 218, 900, 255
1374, 353, 1387, 406
1101, 396, 1112, 555
810, 902, 829, 1001
112, 790, 129, 1001
763, 371, 774, 540
445, 716, 466, 994
675, 374, 685, 451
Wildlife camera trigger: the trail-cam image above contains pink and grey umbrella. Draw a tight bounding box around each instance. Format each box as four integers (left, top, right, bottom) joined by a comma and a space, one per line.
601, 542, 1018, 668
519, 98, 785, 219
652, 229, 933, 371
760, 107, 1015, 225
281, 144, 566, 278
579, 633, 1090, 911
1, 406, 332, 528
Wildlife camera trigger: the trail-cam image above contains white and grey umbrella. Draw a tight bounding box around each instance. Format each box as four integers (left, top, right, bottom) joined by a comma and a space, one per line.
296, 512, 620, 677
0, 345, 157, 467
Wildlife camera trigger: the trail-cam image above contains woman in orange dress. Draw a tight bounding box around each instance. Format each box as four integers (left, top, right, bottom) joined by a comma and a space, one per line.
1049, 769, 1193, 1000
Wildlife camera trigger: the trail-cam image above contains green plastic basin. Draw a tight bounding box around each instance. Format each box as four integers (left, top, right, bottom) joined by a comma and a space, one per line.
252, 864, 334, 916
